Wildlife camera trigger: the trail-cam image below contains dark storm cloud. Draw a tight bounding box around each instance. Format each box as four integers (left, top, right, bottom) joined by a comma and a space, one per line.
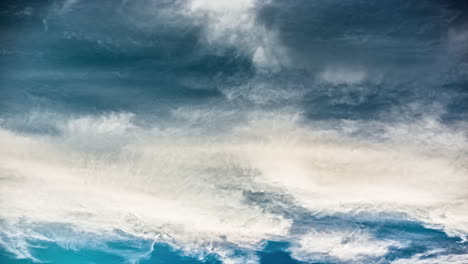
257, 0, 456, 70
1, 0, 467, 126
0, 0, 253, 120
256, 0, 468, 121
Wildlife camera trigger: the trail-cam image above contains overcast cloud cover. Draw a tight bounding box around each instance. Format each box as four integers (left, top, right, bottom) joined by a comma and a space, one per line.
0, 0, 468, 263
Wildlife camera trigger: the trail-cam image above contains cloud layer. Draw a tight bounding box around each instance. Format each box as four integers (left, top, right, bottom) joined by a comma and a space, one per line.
1, 0, 467, 263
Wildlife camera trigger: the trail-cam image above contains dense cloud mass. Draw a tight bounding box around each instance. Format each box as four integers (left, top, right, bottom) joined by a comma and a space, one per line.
0, 1, 467, 263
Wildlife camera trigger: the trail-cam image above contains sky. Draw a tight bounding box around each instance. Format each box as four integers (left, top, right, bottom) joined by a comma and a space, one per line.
0, 0, 468, 263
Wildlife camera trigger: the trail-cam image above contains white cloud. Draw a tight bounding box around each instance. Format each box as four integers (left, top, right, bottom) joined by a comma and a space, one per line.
290, 230, 401, 262
319, 66, 367, 85
182, 0, 288, 70
0, 110, 467, 262
391, 251, 468, 264
0, 113, 291, 262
